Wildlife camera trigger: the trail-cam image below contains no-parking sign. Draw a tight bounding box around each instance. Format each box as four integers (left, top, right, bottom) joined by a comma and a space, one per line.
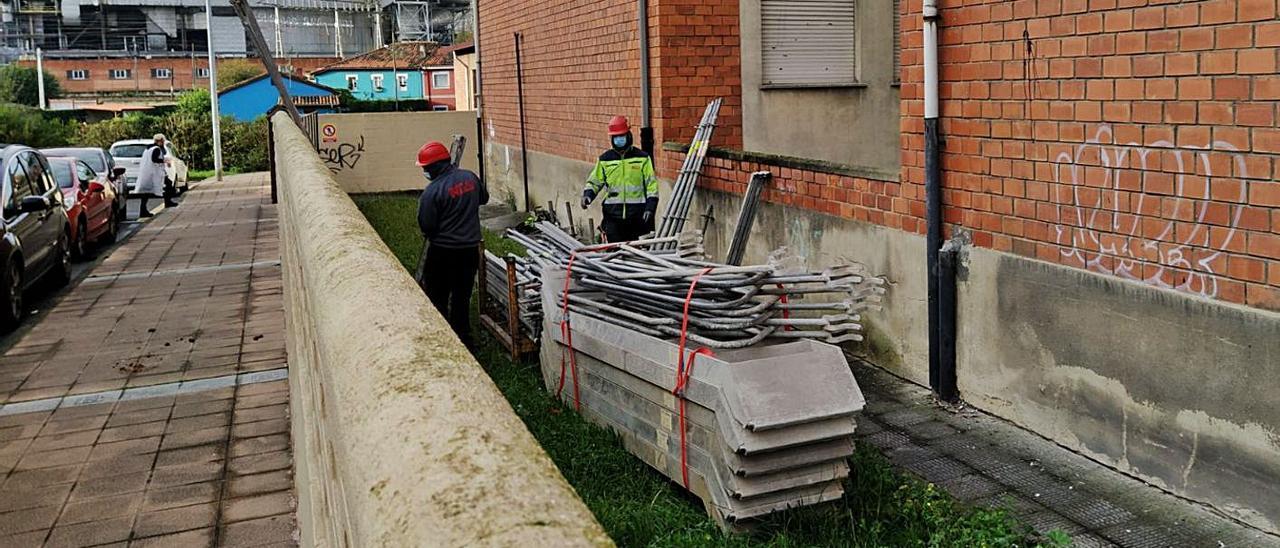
321, 123, 338, 143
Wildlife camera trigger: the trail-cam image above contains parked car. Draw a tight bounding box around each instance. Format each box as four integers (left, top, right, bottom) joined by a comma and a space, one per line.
109, 139, 190, 194
0, 145, 72, 330
40, 146, 127, 221
47, 157, 119, 259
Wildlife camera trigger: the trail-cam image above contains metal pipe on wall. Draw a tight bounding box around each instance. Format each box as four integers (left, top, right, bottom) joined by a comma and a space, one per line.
515, 32, 531, 212
923, 0, 956, 402
637, 0, 654, 155
473, 0, 486, 185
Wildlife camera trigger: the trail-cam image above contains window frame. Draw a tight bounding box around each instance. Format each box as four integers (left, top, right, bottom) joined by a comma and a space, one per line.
431, 105, 450, 112
151, 67, 173, 79
108, 68, 131, 80
67, 69, 89, 81
345, 74, 359, 91
431, 72, 450, 90
371, 73, 385, 92
195, 67, 210, 79
396, 73, 409, 91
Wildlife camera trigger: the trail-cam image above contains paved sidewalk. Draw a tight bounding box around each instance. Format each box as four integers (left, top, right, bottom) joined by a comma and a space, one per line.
0, 173, 295, 547
852, 361, 1280, 548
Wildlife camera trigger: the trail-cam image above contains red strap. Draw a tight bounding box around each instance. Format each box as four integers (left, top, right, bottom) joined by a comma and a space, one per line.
777, 283, 792, 331
557, 243, 620, 411
672, 267, 715, 489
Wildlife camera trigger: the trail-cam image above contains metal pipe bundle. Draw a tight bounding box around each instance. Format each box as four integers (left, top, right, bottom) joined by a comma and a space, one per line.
655, 98, 723, 249
540, 269, 866, 530
724, 171, 770, 266
516, 222, 885, 349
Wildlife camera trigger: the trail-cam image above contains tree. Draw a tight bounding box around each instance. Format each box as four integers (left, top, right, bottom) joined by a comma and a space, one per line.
0, 104, 74, 147
216, 59, 265, 90
0, 64, 63, 107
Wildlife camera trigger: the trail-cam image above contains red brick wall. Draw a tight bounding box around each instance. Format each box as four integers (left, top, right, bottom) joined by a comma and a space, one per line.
890, 0, 1279, 310
19, 57, 338, 95
478, 0, 741, 168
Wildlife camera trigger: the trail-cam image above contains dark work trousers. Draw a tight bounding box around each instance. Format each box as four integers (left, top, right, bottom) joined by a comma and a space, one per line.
420, 245, 480, 346
600, 214, 653, 243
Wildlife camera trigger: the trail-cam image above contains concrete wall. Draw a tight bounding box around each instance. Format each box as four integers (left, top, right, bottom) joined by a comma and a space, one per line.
454, 52, 477, 111
959, 248, 1280, 532
271, 112, 611, 547
316, 111, 479, 194
738, 0, 900, 173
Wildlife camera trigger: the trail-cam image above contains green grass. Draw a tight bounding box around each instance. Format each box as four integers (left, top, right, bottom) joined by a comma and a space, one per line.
352, 193, 1068, 548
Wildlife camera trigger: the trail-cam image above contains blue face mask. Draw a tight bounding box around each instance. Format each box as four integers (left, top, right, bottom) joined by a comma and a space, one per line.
612, 136, 628, 149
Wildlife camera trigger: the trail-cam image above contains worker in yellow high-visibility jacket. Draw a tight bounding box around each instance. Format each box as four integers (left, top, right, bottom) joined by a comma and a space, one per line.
581, 115, 659, 243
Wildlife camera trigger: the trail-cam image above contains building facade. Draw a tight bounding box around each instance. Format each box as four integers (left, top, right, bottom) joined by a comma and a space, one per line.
17, 54, 339, 96
218, 73, 339, 121
478, 0, 1280, 535
314, 40, 465, 108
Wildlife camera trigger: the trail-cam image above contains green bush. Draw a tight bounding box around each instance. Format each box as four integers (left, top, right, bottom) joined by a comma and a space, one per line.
0, 103, 75, 147
221, 117, 268, 172
0, 65, 63, 107
73, 113, 164, 149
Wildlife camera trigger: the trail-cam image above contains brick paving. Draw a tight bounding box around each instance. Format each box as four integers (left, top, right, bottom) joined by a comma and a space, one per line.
0, 173, 295, 547
852, 361, 1280, 548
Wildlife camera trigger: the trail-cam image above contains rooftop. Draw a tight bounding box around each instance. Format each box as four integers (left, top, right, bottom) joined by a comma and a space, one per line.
315, 41, 473, 72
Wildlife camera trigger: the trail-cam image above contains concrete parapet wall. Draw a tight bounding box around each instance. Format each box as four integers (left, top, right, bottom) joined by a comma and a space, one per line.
271, 113, 610, 547
316, 111, 480, 194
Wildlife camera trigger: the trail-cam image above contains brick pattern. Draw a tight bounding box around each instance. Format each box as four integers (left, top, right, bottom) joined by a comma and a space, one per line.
895, 0, 1280, 310
478, 0, 742, 167
658, 152, 918, 232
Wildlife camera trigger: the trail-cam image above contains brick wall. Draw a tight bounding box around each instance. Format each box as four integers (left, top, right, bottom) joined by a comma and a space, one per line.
478, 0, 741, 169
19, 56, 338, 95
896, 0, 1280, 310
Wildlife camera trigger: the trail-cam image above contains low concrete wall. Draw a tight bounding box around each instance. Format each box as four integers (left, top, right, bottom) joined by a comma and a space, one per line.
272, 113, 610, 547
317, 111, 480, 194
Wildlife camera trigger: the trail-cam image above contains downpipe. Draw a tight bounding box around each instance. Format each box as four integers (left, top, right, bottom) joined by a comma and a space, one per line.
923, 0, 957, 402
638, 0, 654, 155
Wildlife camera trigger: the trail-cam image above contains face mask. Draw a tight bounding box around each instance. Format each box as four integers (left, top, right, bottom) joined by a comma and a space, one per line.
612, 136, 628, 149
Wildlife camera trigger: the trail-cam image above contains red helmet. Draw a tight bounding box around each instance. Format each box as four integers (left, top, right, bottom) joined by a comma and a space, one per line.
416, 141, 450, 167
607, 115, 631, 136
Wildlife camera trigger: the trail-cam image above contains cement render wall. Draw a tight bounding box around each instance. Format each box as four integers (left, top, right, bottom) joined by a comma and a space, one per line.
272, 115, 611, 547
484, 138, 1280, 534
316, 111, 480, 194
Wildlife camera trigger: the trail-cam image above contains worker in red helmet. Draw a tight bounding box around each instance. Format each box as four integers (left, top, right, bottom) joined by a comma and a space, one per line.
415, 140, 488, 348
581, 115, 659, 242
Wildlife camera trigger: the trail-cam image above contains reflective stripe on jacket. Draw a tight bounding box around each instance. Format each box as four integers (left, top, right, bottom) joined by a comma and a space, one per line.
585, 147, 658, 218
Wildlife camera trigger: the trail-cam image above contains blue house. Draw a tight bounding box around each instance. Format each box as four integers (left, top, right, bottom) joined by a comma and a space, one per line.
218, 73, 340, 121
312, 41, 453, 102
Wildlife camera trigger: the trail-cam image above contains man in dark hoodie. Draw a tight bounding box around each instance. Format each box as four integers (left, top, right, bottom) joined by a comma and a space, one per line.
415, 140, 488, 347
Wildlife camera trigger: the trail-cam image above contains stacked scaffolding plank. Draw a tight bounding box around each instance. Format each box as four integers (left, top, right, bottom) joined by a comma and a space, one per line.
540, 268, 866, 529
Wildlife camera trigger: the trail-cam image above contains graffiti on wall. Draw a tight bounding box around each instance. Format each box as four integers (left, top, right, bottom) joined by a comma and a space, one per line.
1053, 125, 1248, 298
320, 135, 365, 173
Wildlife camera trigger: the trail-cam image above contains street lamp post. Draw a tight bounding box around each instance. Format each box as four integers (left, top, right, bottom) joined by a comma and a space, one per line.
205, 0, 224, 181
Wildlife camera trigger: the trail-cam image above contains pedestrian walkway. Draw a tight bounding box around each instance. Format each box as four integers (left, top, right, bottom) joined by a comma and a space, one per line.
0, 173, 295, 547
851, 361, 1280, 548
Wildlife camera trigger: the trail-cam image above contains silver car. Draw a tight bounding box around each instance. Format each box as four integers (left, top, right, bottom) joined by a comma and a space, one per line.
109, 139, 190, 195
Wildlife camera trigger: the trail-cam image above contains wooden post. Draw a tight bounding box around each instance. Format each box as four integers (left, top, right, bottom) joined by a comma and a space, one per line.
504, 256, 520, 361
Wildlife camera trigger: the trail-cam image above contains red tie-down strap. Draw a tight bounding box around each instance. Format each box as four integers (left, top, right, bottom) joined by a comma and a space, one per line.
776, 283, 792, 331
672, 267, 715, 490
558, 243, 620, 411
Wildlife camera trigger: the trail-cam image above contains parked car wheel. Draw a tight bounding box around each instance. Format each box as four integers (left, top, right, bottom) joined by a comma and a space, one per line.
49, 233, 71, 287
71, 219, 88, 261
103, 209, 119, 245
0, 261, 23, 332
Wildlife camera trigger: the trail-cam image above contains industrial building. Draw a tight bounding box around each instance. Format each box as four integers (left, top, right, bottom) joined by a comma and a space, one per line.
0, 0, 472, 60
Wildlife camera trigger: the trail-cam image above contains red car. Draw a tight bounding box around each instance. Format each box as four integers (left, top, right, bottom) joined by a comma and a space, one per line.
48, 157, 119, 259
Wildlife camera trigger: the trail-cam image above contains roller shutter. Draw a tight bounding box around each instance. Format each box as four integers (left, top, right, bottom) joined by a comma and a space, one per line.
761, 0, 857, 87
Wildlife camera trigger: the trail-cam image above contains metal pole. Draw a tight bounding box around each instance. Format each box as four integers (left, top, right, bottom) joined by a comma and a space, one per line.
228, 0, 303, 126
334, 9, 342, 58
273, 5, 283, 55
374, 4, 384, 48
514, 32, 530, 212
473, 0, 486, 183
205, 0, 223, 181
35, 47, 45, 110
637, 0, 653, 154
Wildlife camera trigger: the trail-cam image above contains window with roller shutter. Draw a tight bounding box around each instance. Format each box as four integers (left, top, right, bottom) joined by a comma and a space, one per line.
761, 0, 858, 88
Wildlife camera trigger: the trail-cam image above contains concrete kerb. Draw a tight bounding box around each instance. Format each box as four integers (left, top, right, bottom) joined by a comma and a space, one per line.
270, 113, 611, 547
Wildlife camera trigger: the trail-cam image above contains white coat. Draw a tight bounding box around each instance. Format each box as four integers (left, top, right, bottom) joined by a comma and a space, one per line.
135, 145, 167, 197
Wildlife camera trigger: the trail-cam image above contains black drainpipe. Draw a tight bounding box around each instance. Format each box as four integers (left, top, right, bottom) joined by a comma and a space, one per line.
924, 0, 957, 402
473, 0, 486, 185
637, 0, 654, 155
514, 32, 531, 212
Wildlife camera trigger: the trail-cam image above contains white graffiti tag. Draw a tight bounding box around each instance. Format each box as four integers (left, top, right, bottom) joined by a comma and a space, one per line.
1053, 125, 1247, 298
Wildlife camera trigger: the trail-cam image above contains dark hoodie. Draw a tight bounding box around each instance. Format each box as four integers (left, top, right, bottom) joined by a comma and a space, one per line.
416, 163, 489, 248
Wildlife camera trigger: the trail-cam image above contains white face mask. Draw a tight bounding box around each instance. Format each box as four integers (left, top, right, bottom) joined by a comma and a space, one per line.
612, 136, 628, 149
